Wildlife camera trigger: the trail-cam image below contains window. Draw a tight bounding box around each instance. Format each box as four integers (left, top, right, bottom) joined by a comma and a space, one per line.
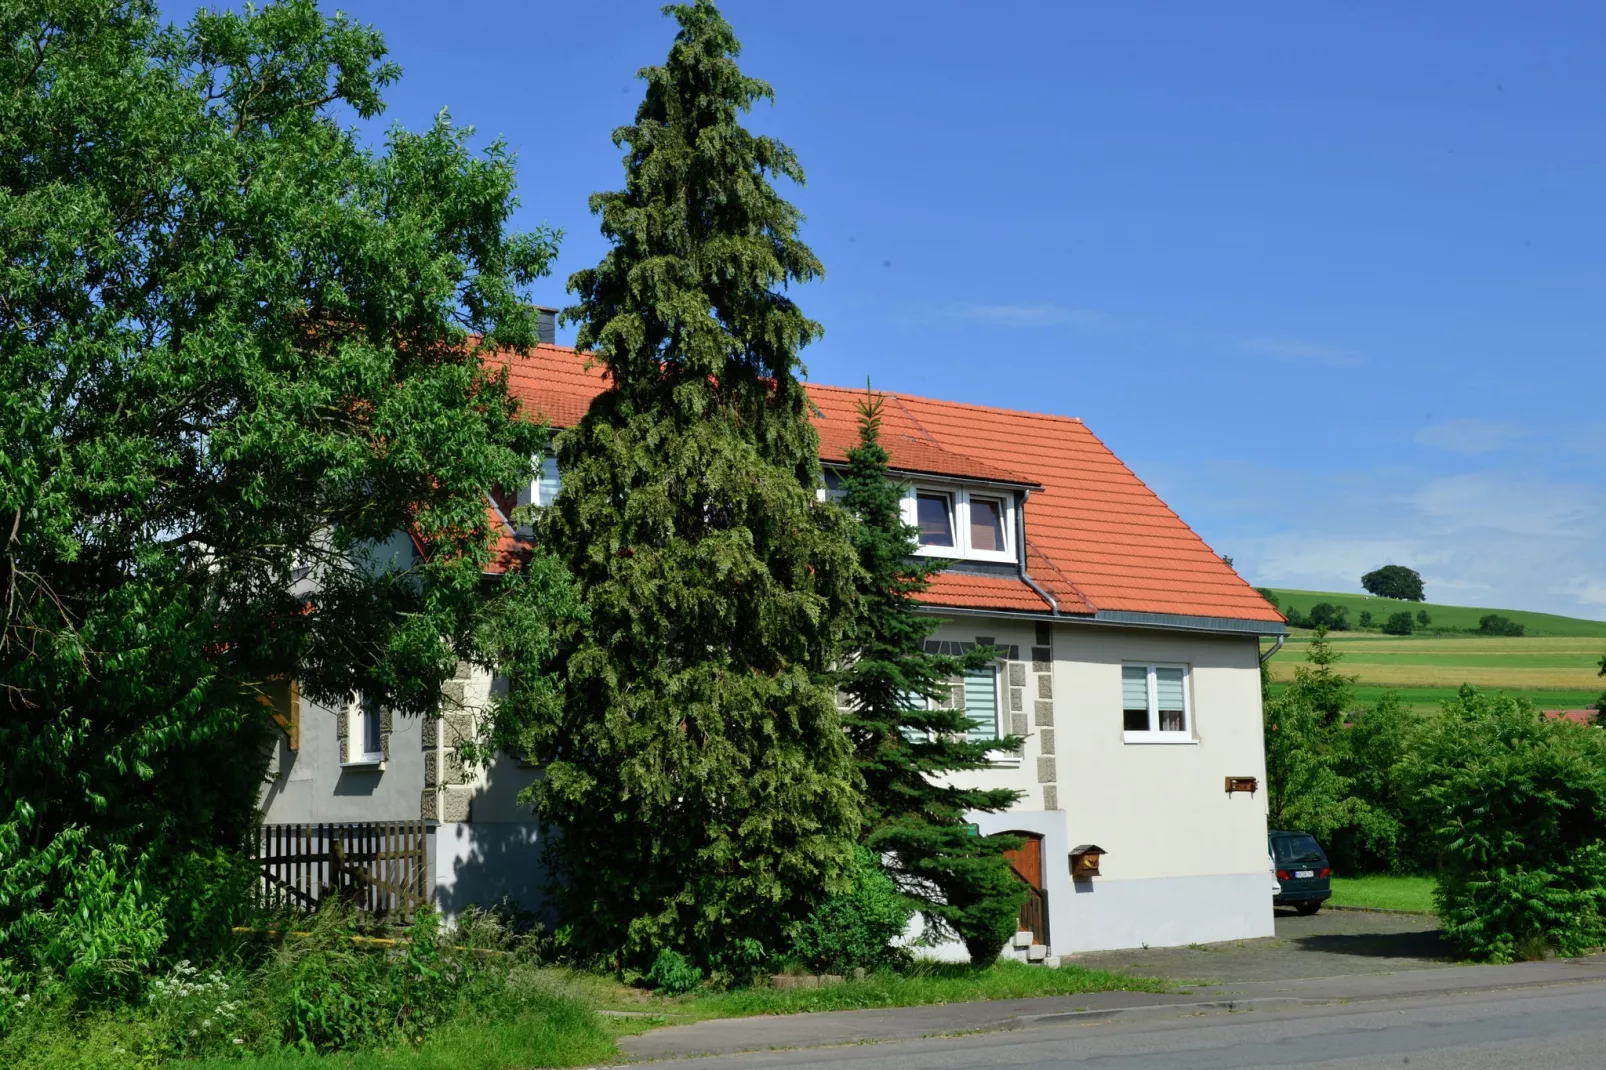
904, 485, 1016, 562
916, 493, 955, 547
1121, 663, 1193, 743
534, 454, 561, 507
969, 496, 1006, 552
963, 666, 1000, 742
347, 693, 384, 765
899, 666, 1004, 748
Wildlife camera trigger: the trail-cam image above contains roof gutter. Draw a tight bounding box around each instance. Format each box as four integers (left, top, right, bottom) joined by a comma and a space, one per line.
1017, 488, 1058, 615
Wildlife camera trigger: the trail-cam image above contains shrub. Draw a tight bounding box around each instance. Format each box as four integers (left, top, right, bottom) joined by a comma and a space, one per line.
1255, 588, 1280, 611
1282, 605, 1309, 628
790, 849, 915, 974
1403, 687, 1606, 961
1308, 603, 1349, 631
1359, 610, 1373, 628
1478, 614, 1525, 637
1415, 609, 1432, 628
1362, 565, 1424, 601
645, 949, 703, 995
1383, 612, 1415, 636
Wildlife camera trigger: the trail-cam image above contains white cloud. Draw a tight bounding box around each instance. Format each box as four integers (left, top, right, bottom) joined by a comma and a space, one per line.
1233, 335, 1364, 367
1414, 418, 1526, 456
1411, 472, 1599, 538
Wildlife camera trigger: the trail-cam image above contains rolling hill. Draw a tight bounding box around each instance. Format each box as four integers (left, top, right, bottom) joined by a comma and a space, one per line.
1260, 588, 1606, 714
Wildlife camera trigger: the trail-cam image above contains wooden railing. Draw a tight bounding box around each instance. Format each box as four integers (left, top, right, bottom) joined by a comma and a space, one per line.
1017, 880, 1050, 947
256, 821, 428, 921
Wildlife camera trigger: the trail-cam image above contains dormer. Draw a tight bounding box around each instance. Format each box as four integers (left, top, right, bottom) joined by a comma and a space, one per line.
905, 481, 1018, 563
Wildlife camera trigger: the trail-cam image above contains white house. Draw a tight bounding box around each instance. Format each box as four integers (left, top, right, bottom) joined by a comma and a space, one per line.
257, 336, 1286, 956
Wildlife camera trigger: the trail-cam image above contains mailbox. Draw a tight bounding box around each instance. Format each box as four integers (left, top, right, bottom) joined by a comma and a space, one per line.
1069, 844, 1106, 881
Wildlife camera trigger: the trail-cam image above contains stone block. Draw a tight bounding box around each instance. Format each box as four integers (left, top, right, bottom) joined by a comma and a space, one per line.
440, 787, 471, 823
1040, 729, 1055, 755
1037, 675, 1053, 699
1009, 687, 1023, 712
1031, 646, 1052, 672
1037, 757, 1056, 784
420, 789, 438, 822
441, 680, 468, 706
821, 974, 845, 987
950, 684, 965, 709
455, 659, 475, 680
1043, 785, 1059, 811
1012, 930, 1033, 949
421, 716, 439, 749
1042, 955, 1061, 968
1035, 700, 1054, 726
380, 707, 394, 733
335, 709, 348, 740
1010, 713, 1028, 737
770, 974, 819, 991
1008, 663, 1026, 687
444, 713, 475, 746
1027, 944, 1047, 962
423, 751, 438, 788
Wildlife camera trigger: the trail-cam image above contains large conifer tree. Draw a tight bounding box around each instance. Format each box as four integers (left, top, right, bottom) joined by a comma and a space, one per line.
526, 0, 859, 968
836, 390, 1026, 965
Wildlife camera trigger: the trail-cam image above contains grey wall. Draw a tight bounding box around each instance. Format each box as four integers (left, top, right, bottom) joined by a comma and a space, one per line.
259, 692, 426, 824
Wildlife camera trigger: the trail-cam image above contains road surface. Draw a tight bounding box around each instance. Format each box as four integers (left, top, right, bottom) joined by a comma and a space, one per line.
656, 979, 1606, 1069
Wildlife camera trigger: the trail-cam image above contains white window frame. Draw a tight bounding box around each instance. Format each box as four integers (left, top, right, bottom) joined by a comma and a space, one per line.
344, 692, 385, 767
903, 483, 1017, 563
1121, 662, 1196, 744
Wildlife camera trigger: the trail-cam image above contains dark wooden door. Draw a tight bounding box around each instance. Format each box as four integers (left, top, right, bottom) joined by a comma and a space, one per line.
1002, 832, 1049, 946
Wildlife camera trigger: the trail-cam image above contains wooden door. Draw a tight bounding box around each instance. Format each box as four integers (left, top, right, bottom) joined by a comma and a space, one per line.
1002, 832, 1049, 947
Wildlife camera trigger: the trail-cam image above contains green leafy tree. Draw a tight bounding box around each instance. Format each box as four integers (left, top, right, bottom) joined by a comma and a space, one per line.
1383, 611, 1415, 636
1264, 629, 1361, 838
1594, 652, 1606, 724
1478, 613, 1525, 637
523, 0, 860, 969
1, 0, 569, 983
1255, 588, 1279, 611
1361, 565, 1424, 601
1415, 609, 1432, 628
1403, 687, 1606, 961
1307, 602, 1349, 631
834, 390, 1025, 967
1358, 610, 1373, 628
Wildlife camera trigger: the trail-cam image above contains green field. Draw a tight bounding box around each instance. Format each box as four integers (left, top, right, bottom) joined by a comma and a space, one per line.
1262, 590, 1606, 715
1263, 587, 1606, 638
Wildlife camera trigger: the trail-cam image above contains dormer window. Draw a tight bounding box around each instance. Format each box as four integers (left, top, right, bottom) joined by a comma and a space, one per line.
916, 492, 955, 547
905, 484, 1017, 563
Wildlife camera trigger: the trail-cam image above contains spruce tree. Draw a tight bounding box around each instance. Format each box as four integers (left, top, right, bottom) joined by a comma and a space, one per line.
836, 389, 1027, 967
524, 0, 859, 969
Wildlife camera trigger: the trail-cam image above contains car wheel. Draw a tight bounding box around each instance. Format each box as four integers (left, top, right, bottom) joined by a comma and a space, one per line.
1296, 900, 1321, 916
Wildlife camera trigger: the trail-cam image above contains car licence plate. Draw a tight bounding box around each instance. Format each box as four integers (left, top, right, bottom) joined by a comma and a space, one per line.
1294, 869, 1315, 878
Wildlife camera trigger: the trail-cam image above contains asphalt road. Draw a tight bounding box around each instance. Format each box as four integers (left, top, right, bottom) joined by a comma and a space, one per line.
660, 980, 1606, 1069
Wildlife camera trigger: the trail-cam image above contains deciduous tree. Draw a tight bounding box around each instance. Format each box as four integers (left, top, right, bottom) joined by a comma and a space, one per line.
1, 0, 568, 981
1361, 565, 1424, 601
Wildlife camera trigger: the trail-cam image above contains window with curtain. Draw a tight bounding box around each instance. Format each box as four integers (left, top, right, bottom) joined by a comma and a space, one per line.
1121, 663, 1193, 741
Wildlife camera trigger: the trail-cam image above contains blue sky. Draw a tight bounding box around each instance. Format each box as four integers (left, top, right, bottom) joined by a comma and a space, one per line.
192, 1, 1606, 617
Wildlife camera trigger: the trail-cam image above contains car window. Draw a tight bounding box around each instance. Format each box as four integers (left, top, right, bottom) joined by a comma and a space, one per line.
1272, 835, 1325, 864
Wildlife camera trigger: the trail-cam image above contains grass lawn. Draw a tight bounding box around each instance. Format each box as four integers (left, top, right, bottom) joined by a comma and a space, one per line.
168, 960, 1164, 1069
1328, 875, 1437, 914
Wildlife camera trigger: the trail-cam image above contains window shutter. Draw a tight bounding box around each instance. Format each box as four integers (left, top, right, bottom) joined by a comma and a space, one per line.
964, 668, 998, 741
1121, 665, 1149, 710
1154, 667, 1185, 711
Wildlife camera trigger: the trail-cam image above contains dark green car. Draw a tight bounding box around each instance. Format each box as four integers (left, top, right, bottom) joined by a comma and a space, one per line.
1269, 830, 1331, 914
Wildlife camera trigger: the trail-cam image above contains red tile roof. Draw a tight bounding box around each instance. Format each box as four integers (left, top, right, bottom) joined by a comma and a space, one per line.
481, 345, 1283, 626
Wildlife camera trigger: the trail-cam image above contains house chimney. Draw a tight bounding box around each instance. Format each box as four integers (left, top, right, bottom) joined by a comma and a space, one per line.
535, 305, 558, 346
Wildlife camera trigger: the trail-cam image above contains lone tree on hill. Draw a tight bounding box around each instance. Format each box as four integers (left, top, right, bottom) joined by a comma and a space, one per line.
525, 0, 860, 969
835, 388, 1026, 967
1362, 565, 1425, 601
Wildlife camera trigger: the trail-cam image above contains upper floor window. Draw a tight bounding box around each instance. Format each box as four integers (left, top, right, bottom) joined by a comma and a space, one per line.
1121, 663, 1193, 743
901, 666, 1002, 743
905, 485, 1016, 562
532, 454, 561, 508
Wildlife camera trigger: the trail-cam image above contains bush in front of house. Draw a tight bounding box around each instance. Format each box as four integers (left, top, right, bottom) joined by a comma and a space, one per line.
1403, 687, 1606, 962
789, 849, 915, 975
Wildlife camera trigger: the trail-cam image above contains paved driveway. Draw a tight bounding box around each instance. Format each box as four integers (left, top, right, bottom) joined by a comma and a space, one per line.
1064, 907, 1452, 984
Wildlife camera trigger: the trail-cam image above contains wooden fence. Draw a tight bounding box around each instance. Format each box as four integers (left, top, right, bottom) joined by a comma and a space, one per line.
256, 821, 429, 921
